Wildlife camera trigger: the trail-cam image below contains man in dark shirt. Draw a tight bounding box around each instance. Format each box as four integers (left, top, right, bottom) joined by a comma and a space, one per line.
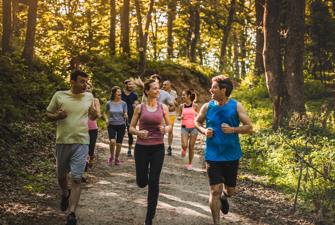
121, 80, 139, 156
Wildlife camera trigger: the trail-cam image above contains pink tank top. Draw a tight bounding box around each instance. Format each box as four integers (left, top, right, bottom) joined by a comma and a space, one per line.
87, 99, 98, 130
136, 102, 164, 145
181, 103, 196, 128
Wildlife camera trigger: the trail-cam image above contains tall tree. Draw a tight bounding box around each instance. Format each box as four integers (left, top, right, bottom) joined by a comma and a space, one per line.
110, 0, 116, 54
255, 0, 265, 76
167, 0, 177, 59
263, 0, 286, 130
2, 0, 12, 54
189, 3, 200, 63
284, 0, 306, 115
233, 28, 239, 77
219, 0, 236, 70
121, 0, 130, 54
12, 0, 21, 37
22, 0, 38, 64
134, 0, 154, 75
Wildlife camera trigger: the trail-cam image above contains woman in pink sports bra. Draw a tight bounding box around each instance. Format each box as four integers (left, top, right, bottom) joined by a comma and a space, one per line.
177, 89, 200, 171
83, 83, 101, 182
129, 78, 172, 225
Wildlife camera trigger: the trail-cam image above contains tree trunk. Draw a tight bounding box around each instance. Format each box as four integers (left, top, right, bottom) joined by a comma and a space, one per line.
152, 11, 158, 60
190, 4, 200, 63
110, 0, 116, 55
13, 0, 21, 37
134, 0, 154, 75
87, 2, 92, 52
219, 0, 236, 70
22, 0, 38, 64
284, 0, 306, 115
186, 5, 195, 59
263, 0, 288, 130
121, 0, 130, 54
2, 0, 12, 54
255, 0, 265, 76
241, 27, 246, 77
233, 28, 239, 77
198, 47, 203, 65
167, 0, 176, 59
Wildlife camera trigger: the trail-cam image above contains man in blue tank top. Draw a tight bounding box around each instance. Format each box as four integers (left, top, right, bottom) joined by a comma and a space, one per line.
195, 75, 253, 225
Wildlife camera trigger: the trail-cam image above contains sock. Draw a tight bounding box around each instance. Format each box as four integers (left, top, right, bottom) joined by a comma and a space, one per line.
69, 212, 75, 217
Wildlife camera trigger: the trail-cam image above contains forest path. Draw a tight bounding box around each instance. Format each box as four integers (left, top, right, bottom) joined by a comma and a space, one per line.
5, 120, 316, 225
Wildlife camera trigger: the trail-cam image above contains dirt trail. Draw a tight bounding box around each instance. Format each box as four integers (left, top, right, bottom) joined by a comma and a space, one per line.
3, 119, 318, 225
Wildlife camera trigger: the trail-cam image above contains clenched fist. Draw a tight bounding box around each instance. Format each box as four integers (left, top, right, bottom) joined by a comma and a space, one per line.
205, 127, 213, 138
57, 109, 67, 120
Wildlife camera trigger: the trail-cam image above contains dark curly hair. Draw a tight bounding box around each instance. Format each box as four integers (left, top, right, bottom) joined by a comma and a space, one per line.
110, 86, 121, 101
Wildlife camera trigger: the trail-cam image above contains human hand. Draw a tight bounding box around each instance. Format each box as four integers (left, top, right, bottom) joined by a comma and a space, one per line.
57, 109, 67, 120
221, 123, 234, 134
159, 126, 166, 134
138, 130, 149, 138
90, 109, 98, 120
205, 127, 213, 138
105, 120, 109, 126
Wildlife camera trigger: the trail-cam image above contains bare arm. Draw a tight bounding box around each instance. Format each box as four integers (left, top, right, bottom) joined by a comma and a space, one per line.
161, 104, 172, 134
104, 110, 109, 126
194, 103, 213, 138
124, 112, 128, 120
45, 109, 67, 122
129, 105, 148, 138
177, 104, 184, 120
88, 109, 98, 121
221, 102, 253, 134
94, 99, 101, 119
168, 102, 175, 112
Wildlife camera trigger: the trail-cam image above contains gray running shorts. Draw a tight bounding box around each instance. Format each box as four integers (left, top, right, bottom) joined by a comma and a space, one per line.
181, 127, 199, 135
55, 144, 89, 179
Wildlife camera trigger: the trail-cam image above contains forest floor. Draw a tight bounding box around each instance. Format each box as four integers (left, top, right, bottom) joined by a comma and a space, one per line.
0, 119, 324, 225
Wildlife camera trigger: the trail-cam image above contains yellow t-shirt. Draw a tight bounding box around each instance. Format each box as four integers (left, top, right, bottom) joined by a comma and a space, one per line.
47, 90, 94, 144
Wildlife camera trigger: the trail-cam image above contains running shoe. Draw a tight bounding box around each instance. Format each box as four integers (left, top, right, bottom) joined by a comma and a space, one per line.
127, 150, 132, 157
220, 191, 229, 214
144, 218, 152, 225
88, 160, 94, 168
181, 149, 186, 158
188, 164, 193, 170
167, 146, 172, 155
66, 212, 77, 225
82, 174, 88, 183
115, 159, 121, 165
108, 156, 114, 164
60, 188, 71, 211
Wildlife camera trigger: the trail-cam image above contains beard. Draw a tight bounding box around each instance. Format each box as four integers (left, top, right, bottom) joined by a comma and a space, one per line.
126, 86, 132, 91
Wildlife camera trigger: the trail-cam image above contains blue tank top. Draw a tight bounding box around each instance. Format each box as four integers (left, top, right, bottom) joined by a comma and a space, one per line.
205, 99, 242, 161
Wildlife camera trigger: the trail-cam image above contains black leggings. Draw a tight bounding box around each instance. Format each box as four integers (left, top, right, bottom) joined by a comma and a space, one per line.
85, 129, 98, 173
135, 143, 165, 219
126, 123, 133, 146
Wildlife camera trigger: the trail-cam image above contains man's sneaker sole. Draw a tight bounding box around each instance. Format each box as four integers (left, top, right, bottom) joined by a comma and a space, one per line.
60, 188, 71, 211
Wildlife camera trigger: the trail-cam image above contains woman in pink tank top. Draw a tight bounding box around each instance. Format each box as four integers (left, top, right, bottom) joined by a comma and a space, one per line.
83, 83, 101, 182
177, 89, 200, 171
129, 78, 172, 225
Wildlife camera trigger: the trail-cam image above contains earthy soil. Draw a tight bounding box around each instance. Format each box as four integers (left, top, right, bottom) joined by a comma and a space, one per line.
0, 119, 324, 225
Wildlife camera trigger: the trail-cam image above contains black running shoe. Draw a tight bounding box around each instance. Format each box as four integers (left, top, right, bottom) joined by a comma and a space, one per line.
220, 192, 229, 214
167, 147, 172, 155
60, 188, 71, 211
144, 218, 152, 225
66, 212, 77, 225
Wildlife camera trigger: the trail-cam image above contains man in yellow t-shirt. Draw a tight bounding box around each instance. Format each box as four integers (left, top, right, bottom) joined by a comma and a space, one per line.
163, 80, 178, 155
46, 70, 98, 225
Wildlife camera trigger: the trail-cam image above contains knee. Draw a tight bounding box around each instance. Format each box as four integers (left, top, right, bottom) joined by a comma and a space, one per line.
182, 145, 188, 150
210, 186, 222, 197
72, 178, 82, 185
116, 143, 122, 147
110, 139, 116, 144
57, 176, 67, 182
225, 188, 235, 197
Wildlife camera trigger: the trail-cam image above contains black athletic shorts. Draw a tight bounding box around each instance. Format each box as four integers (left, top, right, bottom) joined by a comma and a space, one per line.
206, 159, 239, 187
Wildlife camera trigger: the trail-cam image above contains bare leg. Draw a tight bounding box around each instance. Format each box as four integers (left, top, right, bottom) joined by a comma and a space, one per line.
168, 124, 174, 147
188, 133, 198, 165
109, 139, 116, 157
221, 185, 236, 200
181, 133, 189, 157
69, 178, 82, 213
115, 143, 122, 159
58, 176, 69, 197
209, 183, 223, 225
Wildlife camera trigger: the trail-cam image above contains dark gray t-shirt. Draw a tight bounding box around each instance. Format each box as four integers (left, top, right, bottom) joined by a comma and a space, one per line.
105, 100, 127, 125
